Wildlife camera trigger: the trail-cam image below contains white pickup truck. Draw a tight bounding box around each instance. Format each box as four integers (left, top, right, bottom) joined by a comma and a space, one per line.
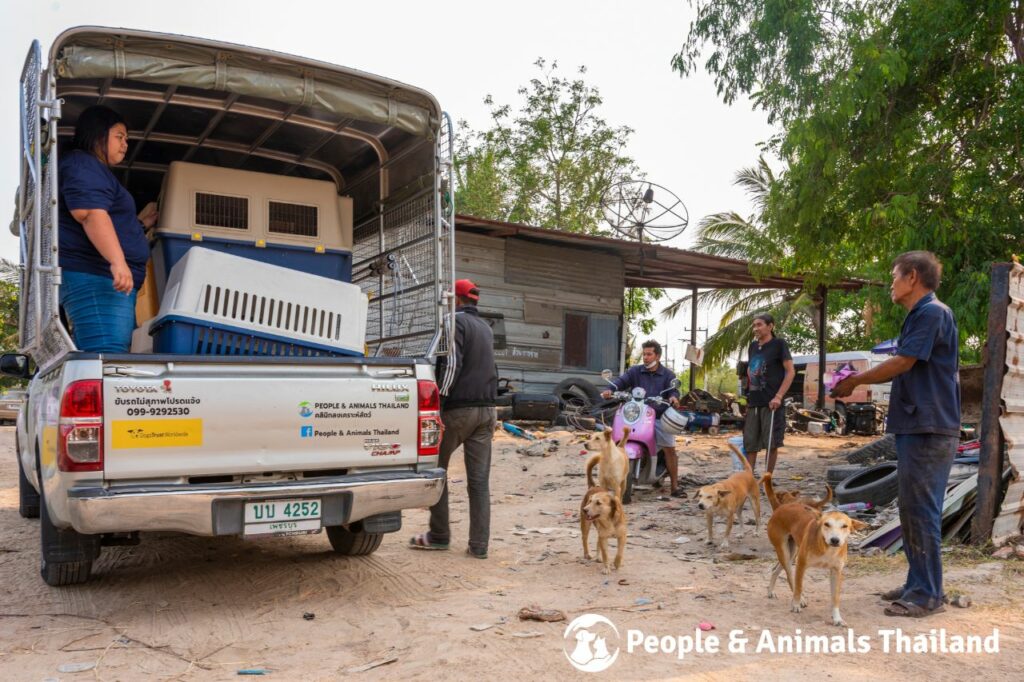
4, 27, 456, 585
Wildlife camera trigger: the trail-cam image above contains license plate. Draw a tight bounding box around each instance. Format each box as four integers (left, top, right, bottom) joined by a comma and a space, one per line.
243, 498, 322, 536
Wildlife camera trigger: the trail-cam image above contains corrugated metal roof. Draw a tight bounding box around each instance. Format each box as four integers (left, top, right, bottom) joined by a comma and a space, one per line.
456, 215, 868, 291
994, 261, 1024, 544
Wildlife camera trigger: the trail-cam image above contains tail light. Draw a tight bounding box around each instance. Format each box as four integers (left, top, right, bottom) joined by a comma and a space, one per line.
58, 380, 103, 472
417, 380, 443, 456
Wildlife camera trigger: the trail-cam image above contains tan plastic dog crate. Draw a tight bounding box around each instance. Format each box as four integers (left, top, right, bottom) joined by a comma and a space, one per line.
151, 161, 354, 295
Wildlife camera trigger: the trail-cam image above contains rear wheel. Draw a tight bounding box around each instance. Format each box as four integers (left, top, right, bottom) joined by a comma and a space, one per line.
37, 448, 99, 586
326, 526, 383, 555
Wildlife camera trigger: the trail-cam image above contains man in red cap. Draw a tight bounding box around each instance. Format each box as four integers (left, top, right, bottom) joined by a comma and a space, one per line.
410, 278, 498, 558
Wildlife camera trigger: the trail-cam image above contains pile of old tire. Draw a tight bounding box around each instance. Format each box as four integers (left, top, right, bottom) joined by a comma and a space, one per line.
846, 433, 897, 464
834, 462, 899, 506
552, 378, 602, 410
825, 463, 868, 487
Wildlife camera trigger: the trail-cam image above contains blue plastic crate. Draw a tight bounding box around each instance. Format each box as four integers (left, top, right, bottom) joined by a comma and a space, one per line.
152, 232, 352, 293
151, 315, 363, 358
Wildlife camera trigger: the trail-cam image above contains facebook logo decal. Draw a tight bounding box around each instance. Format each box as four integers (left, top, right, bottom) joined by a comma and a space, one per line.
300, 425, 314, 438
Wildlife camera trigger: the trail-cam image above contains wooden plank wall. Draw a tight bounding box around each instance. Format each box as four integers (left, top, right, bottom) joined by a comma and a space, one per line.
455, 232, 625, 394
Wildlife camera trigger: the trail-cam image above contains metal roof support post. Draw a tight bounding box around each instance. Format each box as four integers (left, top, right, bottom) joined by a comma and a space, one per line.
816, 285, 827, 410
972, 262, 1011, 544
690, 287, 698, 392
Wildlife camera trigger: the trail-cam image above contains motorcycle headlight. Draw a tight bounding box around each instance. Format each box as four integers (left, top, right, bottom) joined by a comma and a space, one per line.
631, 387, 647, 400
623, 401, 643, 423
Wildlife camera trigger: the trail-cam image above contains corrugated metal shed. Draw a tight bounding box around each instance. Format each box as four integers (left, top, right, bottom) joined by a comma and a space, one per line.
457, 215, 867, 291
993, 261, 1024, 544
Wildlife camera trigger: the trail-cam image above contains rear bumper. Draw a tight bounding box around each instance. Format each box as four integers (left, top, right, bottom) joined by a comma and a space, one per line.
65, 468, 445, 535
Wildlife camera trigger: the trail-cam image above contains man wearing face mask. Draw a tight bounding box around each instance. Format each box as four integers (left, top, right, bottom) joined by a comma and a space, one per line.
601, 340, 683, 496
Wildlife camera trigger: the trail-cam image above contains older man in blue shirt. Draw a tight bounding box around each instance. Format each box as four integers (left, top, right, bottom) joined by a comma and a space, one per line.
832, 251, 960, 619
601, 340, 683, 495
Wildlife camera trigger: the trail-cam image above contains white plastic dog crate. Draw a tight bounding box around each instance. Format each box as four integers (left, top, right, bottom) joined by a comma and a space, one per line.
150, 247, 367, 357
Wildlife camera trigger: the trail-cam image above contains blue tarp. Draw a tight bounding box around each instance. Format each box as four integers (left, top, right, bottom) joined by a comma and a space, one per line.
872, 338, 899, 355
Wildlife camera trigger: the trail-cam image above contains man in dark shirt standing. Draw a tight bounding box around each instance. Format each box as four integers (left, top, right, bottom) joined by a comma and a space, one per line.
743, 313, 796, 474
601, 340, 683, 495
832, 251, 959, 618
410, 279, 497, 559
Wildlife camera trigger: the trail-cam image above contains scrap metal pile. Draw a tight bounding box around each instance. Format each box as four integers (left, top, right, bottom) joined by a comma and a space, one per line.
823, 438, 992, 553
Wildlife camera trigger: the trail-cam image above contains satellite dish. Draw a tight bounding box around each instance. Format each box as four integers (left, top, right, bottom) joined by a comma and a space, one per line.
601, 180, 688, 243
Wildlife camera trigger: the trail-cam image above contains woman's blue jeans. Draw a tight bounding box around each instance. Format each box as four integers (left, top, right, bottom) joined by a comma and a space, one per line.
60, 270, 137, 353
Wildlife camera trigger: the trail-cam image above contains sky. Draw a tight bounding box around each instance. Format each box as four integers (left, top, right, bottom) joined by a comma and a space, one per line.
1, 0, 777, 366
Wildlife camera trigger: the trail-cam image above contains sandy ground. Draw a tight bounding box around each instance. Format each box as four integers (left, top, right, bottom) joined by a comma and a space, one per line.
0, 425, 1021, 681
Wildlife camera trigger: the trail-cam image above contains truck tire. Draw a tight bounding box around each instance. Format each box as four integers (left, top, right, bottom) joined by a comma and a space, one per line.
553, 378, 602, 410
326, 526, 383, 555
18, 455, 40, 519
826, 464, 867, 487
846, 434, 898, 464
834, 462, 899, 507
37, 449, 100, 586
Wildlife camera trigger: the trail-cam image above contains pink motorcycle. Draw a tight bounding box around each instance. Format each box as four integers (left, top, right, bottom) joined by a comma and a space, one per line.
600, 370, 688, 503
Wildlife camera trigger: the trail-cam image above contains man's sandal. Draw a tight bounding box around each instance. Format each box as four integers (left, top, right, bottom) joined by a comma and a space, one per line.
879, 587, 905, 601
884, 599, 946, 618
408, 533, 449, 550
466, 547, 487, 559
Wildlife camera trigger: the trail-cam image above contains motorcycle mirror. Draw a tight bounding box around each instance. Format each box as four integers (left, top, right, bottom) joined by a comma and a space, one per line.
662, 378, 679, 394
600, 369, 613, 380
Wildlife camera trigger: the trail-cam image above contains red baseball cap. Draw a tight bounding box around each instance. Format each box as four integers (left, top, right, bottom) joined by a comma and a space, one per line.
454, 278, 480, 301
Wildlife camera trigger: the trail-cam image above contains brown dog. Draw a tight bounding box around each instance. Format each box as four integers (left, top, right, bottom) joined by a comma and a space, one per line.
580, 486, 627, 573
764, 475, 867, 626
695, 448, 761, 549
585, 427, 631, 501
762, 472, 833, 511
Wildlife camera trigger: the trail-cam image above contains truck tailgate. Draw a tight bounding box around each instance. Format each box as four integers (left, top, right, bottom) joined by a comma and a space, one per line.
102, 362, 420, 479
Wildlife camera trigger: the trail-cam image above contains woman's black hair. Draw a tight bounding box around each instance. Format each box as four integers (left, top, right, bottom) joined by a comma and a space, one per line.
70, 105, 126, 164
753, 312, 776, 337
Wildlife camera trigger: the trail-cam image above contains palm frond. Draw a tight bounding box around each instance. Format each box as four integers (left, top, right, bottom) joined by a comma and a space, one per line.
0, 259, 19, 284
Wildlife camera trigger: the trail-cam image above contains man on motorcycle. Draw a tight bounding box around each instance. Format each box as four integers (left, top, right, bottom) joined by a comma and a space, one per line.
601, 340, 684, 496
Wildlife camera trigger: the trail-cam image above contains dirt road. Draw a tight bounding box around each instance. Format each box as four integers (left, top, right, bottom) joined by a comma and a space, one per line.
0, 426, 1020, 680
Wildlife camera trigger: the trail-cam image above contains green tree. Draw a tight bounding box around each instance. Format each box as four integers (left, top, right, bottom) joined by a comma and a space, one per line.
0, 259, 23, 390
662, 159, 874, 370
455, 59, 664, 351
674, 0, 1024, 350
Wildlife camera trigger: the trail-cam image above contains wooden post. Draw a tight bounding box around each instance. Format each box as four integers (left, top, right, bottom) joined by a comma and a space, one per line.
972, 262, 1011, 544
816, 286, 827, 410
690, 287, 698, 392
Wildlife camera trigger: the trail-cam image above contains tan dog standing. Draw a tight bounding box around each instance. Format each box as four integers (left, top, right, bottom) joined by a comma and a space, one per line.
580, 486, 627, 573
585, 427, 631, 501
764, 474, 867, 626
695, 447, 761, 549
763, 474, 833, 511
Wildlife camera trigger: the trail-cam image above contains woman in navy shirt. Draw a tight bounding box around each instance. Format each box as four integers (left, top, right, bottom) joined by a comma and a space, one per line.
59, 105, 156, 352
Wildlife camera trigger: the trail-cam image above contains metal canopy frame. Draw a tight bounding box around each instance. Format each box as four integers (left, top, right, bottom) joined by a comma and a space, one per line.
455, 214, 867, 291
55, 83, 391, 195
